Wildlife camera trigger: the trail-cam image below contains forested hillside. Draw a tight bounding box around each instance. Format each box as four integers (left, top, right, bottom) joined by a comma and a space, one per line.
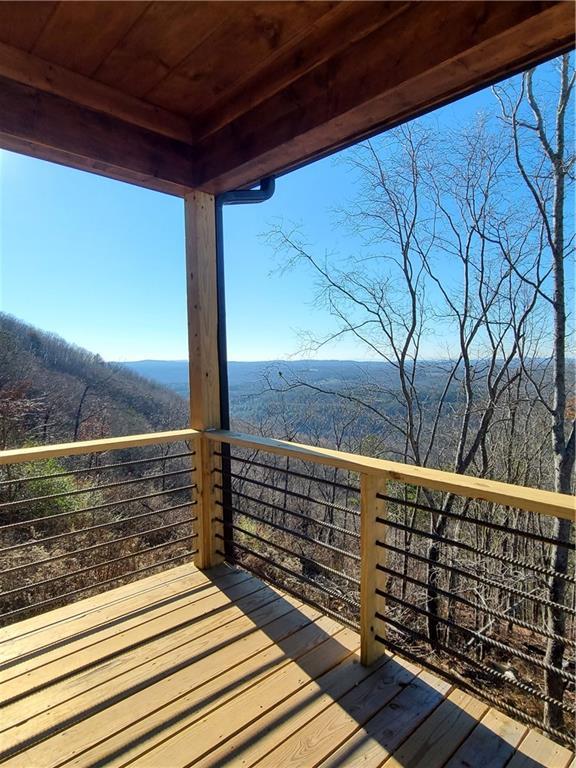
0, 313, 187, 450
0, 314, 194, 630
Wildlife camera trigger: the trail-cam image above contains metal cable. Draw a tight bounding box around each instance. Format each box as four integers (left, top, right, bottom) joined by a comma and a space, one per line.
218, 553, 360, 631
219, 486, 360, 540
0, 544, 198, 621
375, 559, 575, 647
378, 538, 576, 622
0, 513, 197, 575
1, 514, 198, 596
0, 451, 195, 487
375, 617, 573, 714
0, 469, 195, 511
216, 501, 360, 562
378, 516, 576, 584
215, 452, 360, 494
375, 631, 573, 744
216, 518, 361, 587
2, 534, 193, 597
219, 538, 361, 610
374, 588, 575, 682
0, 485, 196, 552
377, 493, 574, 548
222, 470, 360, 517
0, 484, 197, 532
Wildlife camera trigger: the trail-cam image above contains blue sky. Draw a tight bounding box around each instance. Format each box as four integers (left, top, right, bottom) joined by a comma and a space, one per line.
0, 60, 571, 362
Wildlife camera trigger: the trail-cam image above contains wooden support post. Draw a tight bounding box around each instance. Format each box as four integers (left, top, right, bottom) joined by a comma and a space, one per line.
185, 190, 224, 570
193, 435, 223, 569
360, 472, 388, 666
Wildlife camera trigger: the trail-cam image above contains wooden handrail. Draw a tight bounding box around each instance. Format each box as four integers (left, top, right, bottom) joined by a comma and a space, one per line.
1, 424, 573, 679
0, 429, 200, 465
204, 429, 575, 521
0, 426, 573, 519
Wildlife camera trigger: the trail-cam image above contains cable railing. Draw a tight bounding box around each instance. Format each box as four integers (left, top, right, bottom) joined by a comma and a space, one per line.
1, 426, 573, 746
0, 430, 200, 625
204, 428, 575, 747
213, 448, 362, 629
373, 487, 575, 746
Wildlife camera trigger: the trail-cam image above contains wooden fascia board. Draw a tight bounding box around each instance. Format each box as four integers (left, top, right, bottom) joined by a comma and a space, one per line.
0, 40, 195, 143
0, 2, 572, 196
0, 74, 198, 195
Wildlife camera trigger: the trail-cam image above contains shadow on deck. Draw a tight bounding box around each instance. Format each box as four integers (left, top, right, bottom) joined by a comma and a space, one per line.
0, 564, 572, 768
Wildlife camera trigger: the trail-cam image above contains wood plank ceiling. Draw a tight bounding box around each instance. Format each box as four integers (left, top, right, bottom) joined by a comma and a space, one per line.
0, 1, 573, 195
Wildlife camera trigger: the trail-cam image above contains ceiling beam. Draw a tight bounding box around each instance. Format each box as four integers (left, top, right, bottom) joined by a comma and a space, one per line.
0, 40, 194, 143
0, 74, 197, 195
194, 2, 411, 142
194, 1, 575, 193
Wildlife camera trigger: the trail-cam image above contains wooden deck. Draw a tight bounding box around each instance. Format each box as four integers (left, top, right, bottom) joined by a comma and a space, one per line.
0, 564, 572, 768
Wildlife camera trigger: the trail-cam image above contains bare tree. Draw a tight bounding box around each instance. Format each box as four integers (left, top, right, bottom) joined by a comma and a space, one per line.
495, 52, 575, 731
269, 116, 552, 639
263, 56, 574, 736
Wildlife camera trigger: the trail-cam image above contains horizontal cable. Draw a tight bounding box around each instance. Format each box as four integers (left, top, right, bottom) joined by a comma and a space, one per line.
1, 511, 197, 575
0, 544, 198, 622
0, 468, 194, 511
218, 486, 360, 540
217, 549, 360, 632
0, 451, 195, 487
377, 615, 573, 715
1, 513, 198, 596
378, 493, 574, 548
216, 501, 360, 561
0, 484, 197, 532
222, 538, 360, 611
377, 538, 576, 619
0, 486, 196, 552
375, 560, 575, 646
376, 616, 573, 716
216, 451, 360, 494
216, 519, 360, 587
377, 516, 576, 584
221, 470, 360, 517
375, 630, 573, 742
1, 534, 195, 597
375, 588, 575, 683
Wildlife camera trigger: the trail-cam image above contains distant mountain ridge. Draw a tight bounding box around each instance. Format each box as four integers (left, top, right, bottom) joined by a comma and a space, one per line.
3, 314, 567, 450
120, 359, 408, 397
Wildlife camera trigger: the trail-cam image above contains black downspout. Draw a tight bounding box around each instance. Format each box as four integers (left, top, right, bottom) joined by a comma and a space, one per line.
215, 177, 276, 563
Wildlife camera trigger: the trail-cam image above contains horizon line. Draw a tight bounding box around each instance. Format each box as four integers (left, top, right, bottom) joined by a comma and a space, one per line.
113, 356, 564, 364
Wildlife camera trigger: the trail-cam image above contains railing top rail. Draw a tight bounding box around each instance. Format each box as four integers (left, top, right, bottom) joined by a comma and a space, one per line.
0, 429, 200, 466
0, 426, 572, 519
205, 429, 575, 521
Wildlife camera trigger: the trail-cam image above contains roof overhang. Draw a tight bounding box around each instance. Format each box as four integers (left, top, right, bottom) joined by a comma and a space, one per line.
0, 1, 573, 195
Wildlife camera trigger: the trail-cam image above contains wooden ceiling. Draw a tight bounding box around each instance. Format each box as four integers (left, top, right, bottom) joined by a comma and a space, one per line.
0, 1, 573, 195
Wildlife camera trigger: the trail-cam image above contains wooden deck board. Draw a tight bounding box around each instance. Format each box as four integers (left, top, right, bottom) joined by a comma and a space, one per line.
444, 708, 528, 768
2, 592, 312, 762
0, 563, 571, 768
194, 654, 389, 768
382, 688, 490, 768
506, 730, 574, 768
314, 669, 452, 768
1, 571, 259, 698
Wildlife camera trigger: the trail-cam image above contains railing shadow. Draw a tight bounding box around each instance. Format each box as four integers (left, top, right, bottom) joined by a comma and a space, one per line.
189, 570, 533, 768
0, 572, 233, 673
1, 565, 564, 768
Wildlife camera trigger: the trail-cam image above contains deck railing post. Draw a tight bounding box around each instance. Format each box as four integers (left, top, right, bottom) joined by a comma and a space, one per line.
360, 472, 388, 666
193, 434, 223, 569
185, 190, 224, 569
